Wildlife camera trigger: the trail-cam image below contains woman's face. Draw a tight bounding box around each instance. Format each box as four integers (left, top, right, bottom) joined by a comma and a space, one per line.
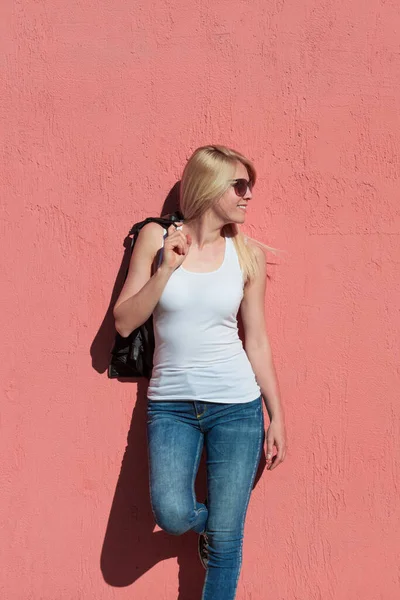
212, 161, 253, 225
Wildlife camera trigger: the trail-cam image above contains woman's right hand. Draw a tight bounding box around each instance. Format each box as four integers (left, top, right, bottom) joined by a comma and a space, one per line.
161, 223, 192, 271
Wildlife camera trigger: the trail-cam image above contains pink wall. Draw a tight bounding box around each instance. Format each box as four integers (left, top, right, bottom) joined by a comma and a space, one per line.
1, 0, 400, 598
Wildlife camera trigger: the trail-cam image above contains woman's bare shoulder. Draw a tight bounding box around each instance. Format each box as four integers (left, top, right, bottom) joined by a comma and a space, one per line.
138, 221, 166, 241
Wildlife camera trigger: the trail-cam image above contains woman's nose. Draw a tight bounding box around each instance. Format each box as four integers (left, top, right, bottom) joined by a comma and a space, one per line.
244, 186, 252, 200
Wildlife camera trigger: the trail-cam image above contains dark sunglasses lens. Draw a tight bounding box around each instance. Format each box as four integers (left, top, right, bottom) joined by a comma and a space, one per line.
234, 179, 250, 196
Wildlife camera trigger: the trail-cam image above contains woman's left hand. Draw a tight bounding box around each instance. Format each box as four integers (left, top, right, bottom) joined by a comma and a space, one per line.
265, 418, 287, 471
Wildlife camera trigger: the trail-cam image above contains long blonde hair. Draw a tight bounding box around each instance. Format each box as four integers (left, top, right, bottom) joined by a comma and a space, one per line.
179, 144, 281, 283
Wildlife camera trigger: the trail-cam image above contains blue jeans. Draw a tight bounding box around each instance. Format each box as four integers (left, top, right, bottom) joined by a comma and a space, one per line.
146, 396, 264, 600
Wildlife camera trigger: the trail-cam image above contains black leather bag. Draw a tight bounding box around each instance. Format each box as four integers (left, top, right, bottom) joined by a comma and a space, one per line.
108, 211, 183, 379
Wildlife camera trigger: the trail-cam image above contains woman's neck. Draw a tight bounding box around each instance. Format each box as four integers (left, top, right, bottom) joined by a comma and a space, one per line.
183, 214, 225, 250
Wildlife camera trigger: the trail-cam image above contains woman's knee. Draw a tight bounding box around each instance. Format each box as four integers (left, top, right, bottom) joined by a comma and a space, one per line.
152, 502, 194, 536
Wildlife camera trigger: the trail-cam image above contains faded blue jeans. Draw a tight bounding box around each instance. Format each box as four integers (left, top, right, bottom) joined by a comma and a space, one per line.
146, 395, 264, 600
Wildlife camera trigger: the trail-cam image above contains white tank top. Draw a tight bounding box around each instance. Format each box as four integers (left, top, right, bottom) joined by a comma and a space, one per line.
147, 228, 261, 403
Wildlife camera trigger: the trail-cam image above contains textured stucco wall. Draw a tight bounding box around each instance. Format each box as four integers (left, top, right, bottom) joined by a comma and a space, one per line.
1, 0, 400, 598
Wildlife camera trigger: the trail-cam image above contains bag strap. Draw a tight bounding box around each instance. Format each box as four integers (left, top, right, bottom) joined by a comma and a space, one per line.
157, 228, 168, 269
128, 211, 183, 240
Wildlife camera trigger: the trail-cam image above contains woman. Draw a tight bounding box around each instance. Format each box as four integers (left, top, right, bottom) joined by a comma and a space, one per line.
113, 144, 287, 599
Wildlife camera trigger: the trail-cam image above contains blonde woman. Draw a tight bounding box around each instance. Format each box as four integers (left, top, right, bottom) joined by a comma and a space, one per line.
113, 145, 287, 600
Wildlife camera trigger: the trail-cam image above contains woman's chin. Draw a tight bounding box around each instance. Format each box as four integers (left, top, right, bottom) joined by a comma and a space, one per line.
221, 210, 246, 226
233, 211, 246, 224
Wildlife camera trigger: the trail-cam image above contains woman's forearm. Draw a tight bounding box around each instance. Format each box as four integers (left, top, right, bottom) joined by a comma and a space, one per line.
113, 264, 173, 337
245, 345, 285, 423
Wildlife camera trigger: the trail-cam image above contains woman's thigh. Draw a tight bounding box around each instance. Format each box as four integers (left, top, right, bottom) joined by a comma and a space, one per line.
146, 401, 204, 522
204, 397, 264, 534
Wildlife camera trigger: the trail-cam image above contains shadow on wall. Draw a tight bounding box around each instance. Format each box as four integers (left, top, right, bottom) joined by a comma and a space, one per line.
91, 182, 267, 598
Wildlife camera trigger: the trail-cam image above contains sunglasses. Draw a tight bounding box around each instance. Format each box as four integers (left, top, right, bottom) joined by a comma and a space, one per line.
230, 178, 253, 197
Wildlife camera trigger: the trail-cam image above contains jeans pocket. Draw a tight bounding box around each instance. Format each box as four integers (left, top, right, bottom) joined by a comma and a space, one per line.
246, 395, 262, 417
146, 400, 182, 424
